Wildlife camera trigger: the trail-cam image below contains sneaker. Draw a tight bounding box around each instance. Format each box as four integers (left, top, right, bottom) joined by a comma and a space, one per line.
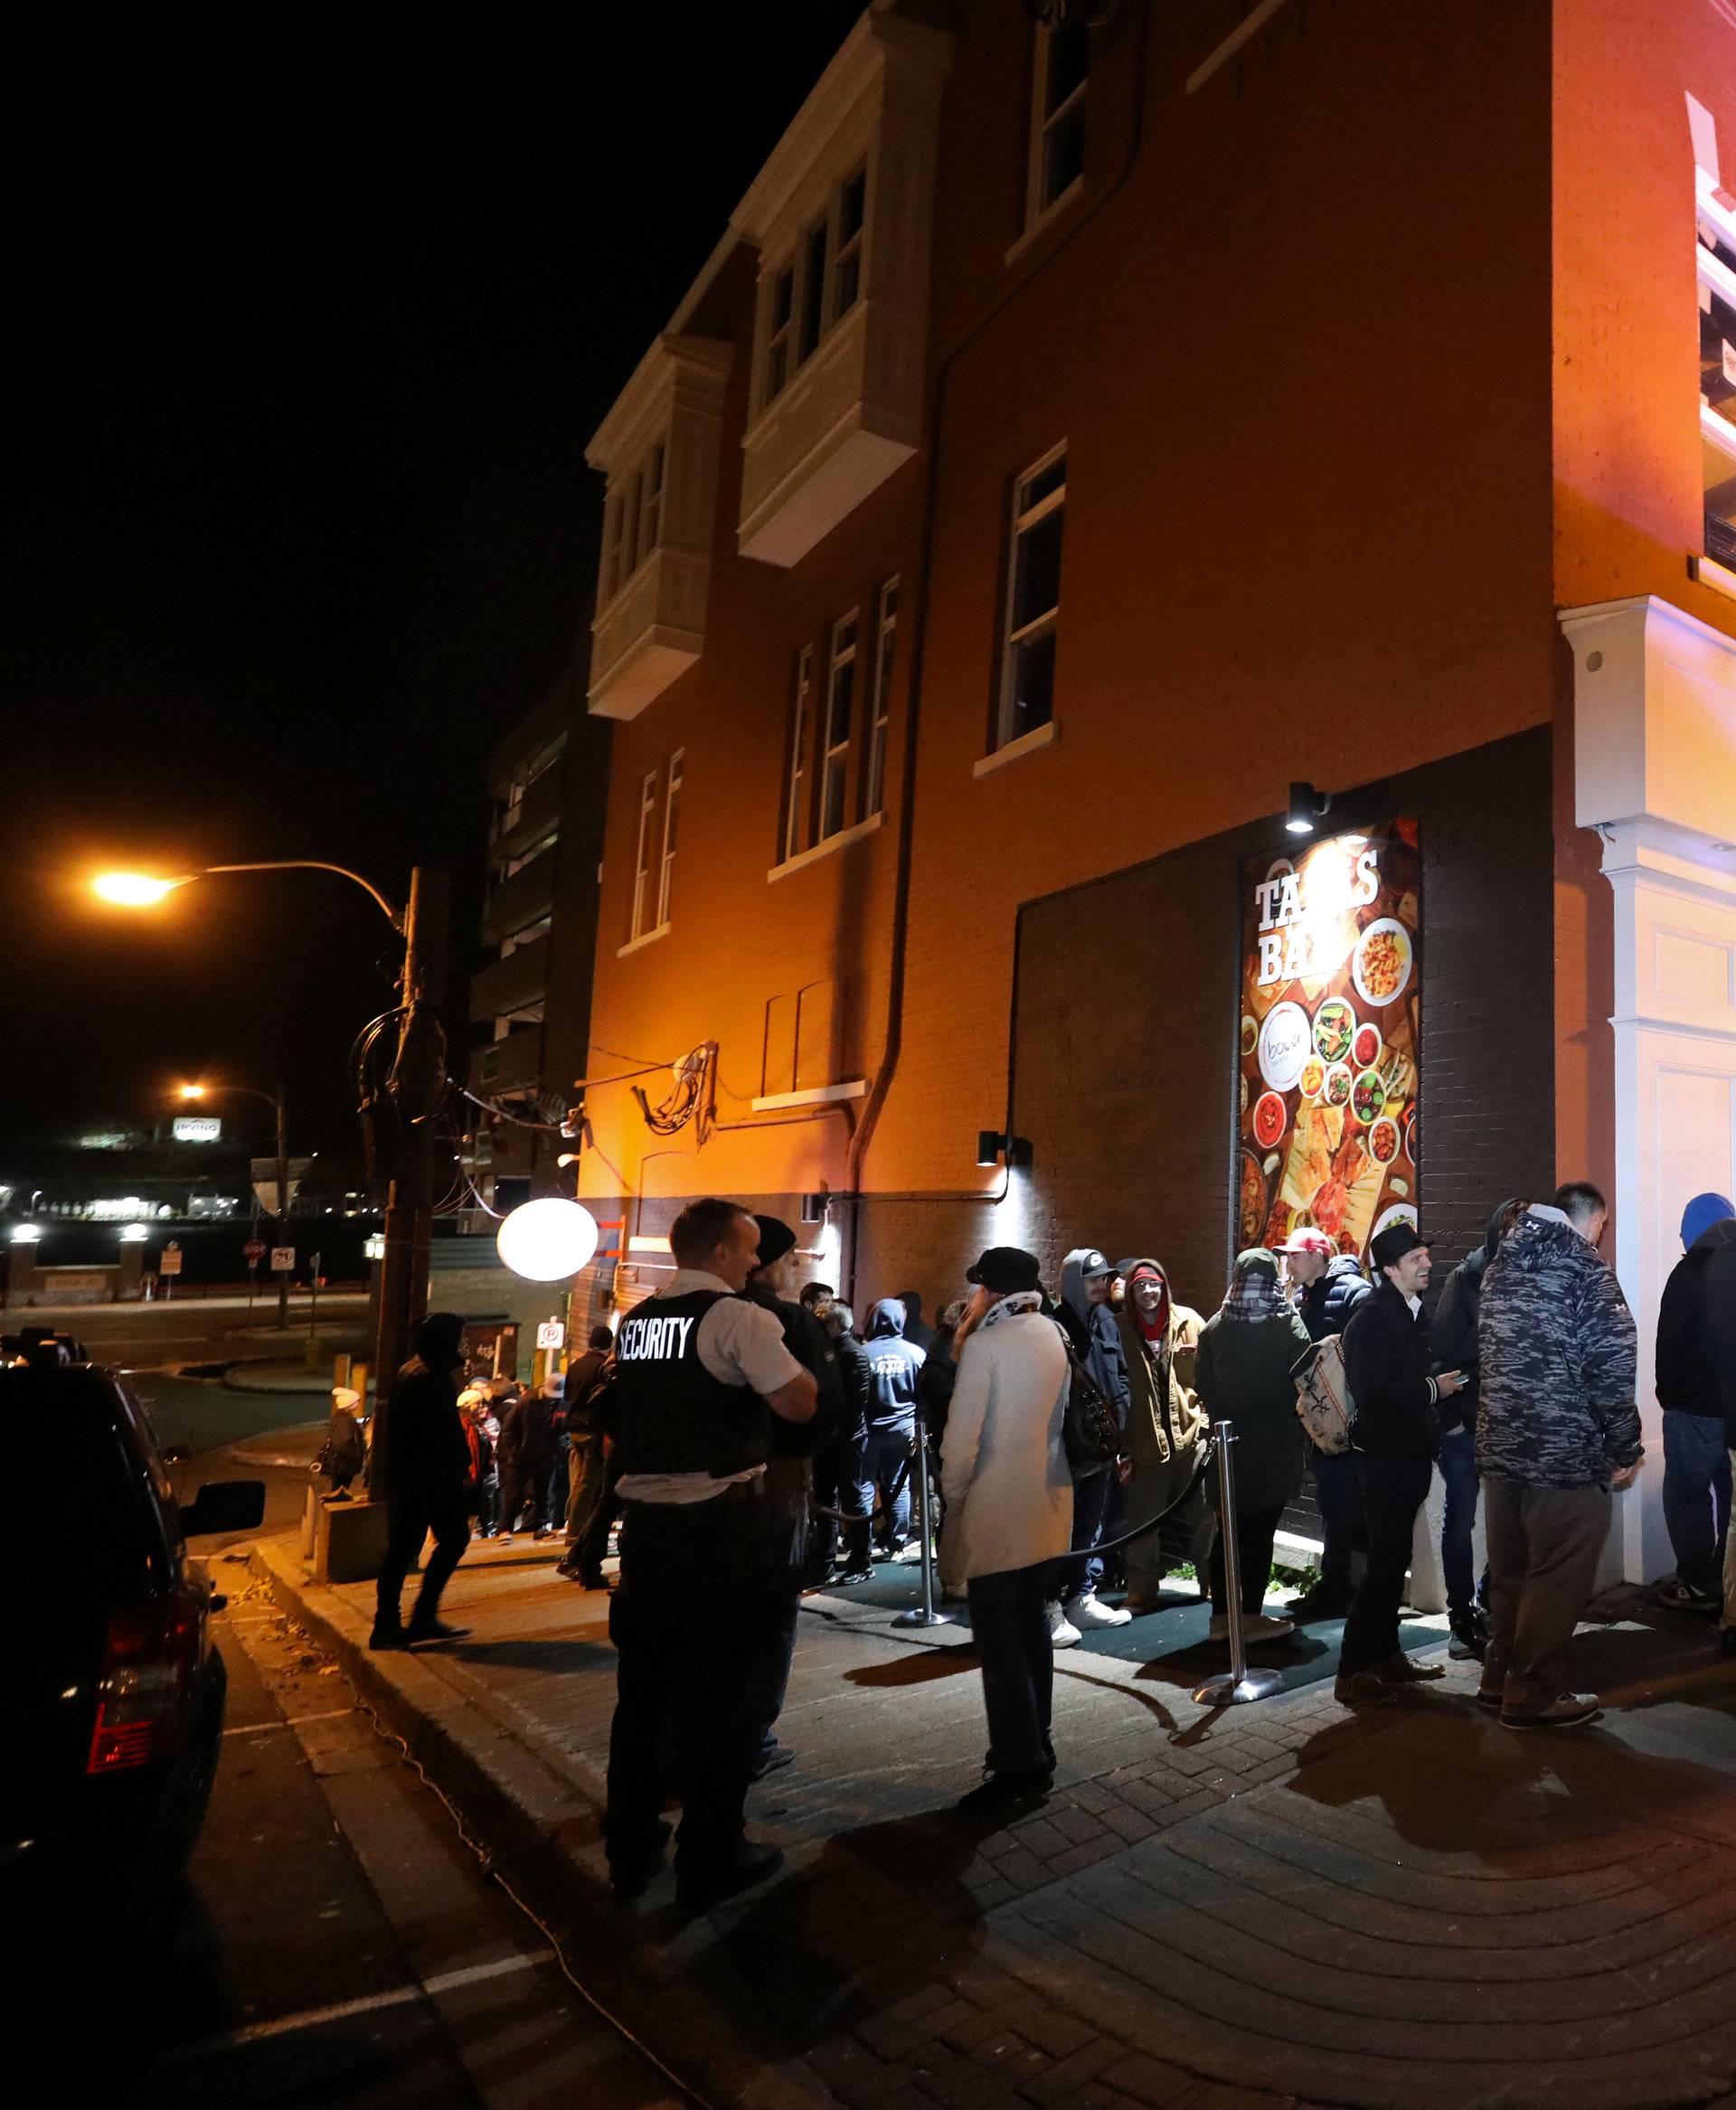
1207, 1613, 1231, 1642
956, 1767, 1053, 1814
1243, 1615, 1296, 1644
1656, 1577, 1722, 1614
1070, 1595, 1132, 1630
1335, 1670, 1397, 1707
750, 1740, 797, 1781
406, 1615, 470, 1644
1448, 1612, 1486, 1661
1375, 1651, 1446, 1682
533, 1526, 553, 1541
368, 1621, 410, 1651
495, 1532, 514, 1547
1047, 1604, 1080, 1648
1500, 1692, 1600, 1730
1474, 1685, 1505, 1710
675, 1842, 783, 1912
834, 1567, 875, 1587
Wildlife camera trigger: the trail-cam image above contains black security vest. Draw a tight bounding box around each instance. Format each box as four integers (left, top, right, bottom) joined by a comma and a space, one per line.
614, 1289, 770, 1479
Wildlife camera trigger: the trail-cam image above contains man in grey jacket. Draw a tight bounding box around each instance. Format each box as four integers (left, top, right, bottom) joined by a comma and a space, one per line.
1477, 1182, 1644, 1729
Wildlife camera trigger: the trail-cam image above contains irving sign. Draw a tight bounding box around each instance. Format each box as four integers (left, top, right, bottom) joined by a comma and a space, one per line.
1236, 821, 1423, 1267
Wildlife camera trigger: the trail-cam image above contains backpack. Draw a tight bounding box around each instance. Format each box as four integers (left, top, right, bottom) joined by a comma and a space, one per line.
1054, 1323, 1124, 1482
1293, 1334, 1354, 1455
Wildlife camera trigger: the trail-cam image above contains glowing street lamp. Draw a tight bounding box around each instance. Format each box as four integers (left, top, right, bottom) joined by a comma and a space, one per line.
93, 871, 188, 907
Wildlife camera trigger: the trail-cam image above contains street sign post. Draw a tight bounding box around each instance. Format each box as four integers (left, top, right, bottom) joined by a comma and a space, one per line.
244, 1239, 267, 1263
536, 1319, 566, 1352
158, 1241, 182, 1303
270, 1247, 295, 1274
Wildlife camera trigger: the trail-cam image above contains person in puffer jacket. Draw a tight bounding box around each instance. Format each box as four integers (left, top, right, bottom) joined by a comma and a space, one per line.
1476, 1183, 1644, 1729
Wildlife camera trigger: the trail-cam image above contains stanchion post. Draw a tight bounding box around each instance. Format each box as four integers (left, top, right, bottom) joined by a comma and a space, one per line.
1192, 1419, 1283, 1708
892, 1401, 952, 1630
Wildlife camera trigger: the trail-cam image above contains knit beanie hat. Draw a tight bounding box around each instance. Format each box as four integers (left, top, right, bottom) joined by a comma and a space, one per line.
1682, 1192, 1735, 1248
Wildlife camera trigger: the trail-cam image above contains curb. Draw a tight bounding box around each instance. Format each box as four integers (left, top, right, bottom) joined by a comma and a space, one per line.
248, 1537, 832, 2110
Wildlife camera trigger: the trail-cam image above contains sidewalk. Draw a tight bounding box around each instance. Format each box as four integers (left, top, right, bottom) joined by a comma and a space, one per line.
251, 1531, 1736, 2110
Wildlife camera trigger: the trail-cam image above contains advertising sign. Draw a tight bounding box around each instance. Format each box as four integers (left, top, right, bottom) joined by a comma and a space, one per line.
172, 1116, 222, 1143
1236, 820, 1421, 1263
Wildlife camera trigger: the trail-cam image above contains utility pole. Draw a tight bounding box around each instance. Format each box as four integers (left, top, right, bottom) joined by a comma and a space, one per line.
275, 1083, 290, 1333
367, 865, 449, 1494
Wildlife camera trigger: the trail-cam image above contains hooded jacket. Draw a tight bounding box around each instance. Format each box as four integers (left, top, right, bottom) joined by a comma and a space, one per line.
1297, 1254, 1373, 1342
1429, 1200, 1516, 1432
1058, 1249, 1132, 1424
863, 1297, 926, 1434
1656, 1215, 1736, 1435
1477, 1207, 1642, 1489
382, 1314, 469, 1496
1115, 1259, 1205, 1465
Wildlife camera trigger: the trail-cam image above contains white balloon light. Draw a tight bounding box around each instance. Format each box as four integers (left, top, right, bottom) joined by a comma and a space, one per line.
495, 1197, 599, 1281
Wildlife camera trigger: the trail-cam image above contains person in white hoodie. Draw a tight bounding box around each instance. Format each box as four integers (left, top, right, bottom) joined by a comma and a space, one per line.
940, 1246, 1073, 1813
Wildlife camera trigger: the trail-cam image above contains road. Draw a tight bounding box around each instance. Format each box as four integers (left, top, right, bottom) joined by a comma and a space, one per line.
10, 1290, 371, 1375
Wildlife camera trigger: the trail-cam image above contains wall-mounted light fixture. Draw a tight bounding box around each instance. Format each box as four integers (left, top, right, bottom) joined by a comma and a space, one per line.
800, 1192, 830, 1226
1287, 781, 1333, 837
976, 1130, 1031, 1169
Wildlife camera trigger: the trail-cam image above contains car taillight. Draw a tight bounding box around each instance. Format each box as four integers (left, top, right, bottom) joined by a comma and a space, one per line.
86, 1589, 203, 1775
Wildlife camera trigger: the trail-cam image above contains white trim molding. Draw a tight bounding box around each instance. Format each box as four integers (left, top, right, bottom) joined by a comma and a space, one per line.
973, 719, 1059, 778
616, 922, 672, 960
767, 810, 882, 883
750, 1079, 868, 1114
1561, 594, 1736, 1584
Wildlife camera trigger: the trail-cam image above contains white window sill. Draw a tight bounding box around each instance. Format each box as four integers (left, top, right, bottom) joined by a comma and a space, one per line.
767, 810, 883, 883
973, 720, 1058, 778
1005, 177, 1085, 268
750, 1079, 868, 1113
1186, 0, 1292, 94
1690, 551, 1736, 604
616, 922, 671, 958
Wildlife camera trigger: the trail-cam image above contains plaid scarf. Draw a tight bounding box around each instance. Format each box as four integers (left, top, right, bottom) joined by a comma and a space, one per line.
1220, 1254, 1284, 1323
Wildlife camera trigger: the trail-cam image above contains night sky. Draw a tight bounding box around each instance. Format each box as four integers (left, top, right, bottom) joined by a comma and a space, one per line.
3, 6, 863, 1167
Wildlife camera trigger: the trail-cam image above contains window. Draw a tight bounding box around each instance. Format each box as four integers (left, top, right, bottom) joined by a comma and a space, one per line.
783, 645, 814, 862
656, 750, 683, 928
637, 442, 665, 567
759, 166, 870, 411
630, 769, 657, 939
602, 494, 630, 604
1692, 96, 1736, 571
864, 578, 897, 818
820, 614, 858, 840
1025, 20, 1089, 227
996, 447, 1066, 751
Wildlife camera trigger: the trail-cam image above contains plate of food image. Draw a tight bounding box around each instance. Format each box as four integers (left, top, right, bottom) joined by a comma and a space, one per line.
1351, 1068, 1387, 1126
1352, 918, 1413, 1008
1352, 1021, 1382, 1069
1323, 1062, 1354, 1108
1313, 997, 1355, 1066
1297, 1055, 1326, 1099
1368, 1116, 1401, 1166
1252, 1090, 1288, 1153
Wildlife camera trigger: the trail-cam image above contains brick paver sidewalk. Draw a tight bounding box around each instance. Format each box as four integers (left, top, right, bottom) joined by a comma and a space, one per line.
255, 1531, 1736, 2110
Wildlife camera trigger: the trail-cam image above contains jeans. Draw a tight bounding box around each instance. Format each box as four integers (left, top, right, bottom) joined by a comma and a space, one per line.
1482, 1477, 1609, 1713
967, 1561, 1057, 1778
812, 1428, 870, 1571
1339, 1455, 1432, 1675
1437, 1426, 1481, 1616
474, 1466, 499, 1535
374, 1486, 470, 1632
1207, 1504, 1284, 1616
1061, 1465, 1113, 1606
604, 1491, 778, 1879
1661, 1410, 1731, 1599
863, 1426, 913, 1550
1314, 1447, 1367, 1597
750, 1591, 802, 1752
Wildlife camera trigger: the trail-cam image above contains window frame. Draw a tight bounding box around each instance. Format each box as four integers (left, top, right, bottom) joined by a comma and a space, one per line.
864, 577, 898, 820
629, 768, 658, 940
995, 443, 1068, 754
656, 749, 684, 929
637, 440, 665, 568
757, 165, 871, 415
783, 644, 815, 864
819, 611, 860, 842
1024, 19, 1089, 231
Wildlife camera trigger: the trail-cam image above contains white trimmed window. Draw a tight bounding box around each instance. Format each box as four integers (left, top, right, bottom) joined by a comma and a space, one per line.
820, 613, 859, 841
865, 578, 897, 819
630, 769, 657, 939
1692, 96, 1736, 572
783, 645, 815, 862
601, 494, 630, 604
996, 446, 1066, 751
637, 441, 665, 567
656, 749, 683, 928
758, 165, 870, 413
1025, 21, 1089, 229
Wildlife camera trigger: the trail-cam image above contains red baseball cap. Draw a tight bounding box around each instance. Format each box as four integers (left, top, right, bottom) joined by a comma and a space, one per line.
1278, 1229, 1335, 1258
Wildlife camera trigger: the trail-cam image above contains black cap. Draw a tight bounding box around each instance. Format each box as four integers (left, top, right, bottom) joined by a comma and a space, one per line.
967, 1246, 1043, 1295
1369, 1222, 1429, 1272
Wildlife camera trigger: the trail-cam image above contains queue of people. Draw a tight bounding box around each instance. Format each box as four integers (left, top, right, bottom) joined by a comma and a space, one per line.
363, 1180, 1735, 1895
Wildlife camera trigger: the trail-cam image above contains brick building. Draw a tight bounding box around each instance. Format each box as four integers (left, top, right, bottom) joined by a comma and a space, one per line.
564, 0, 1736, 1583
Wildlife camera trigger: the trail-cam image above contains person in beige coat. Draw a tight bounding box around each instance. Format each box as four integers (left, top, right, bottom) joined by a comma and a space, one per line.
939, 1246, 1072, 1813
1116, 1258, 1212, 1613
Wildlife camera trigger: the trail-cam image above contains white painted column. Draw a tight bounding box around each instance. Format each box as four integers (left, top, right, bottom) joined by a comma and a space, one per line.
1562, 596, 1736, 1583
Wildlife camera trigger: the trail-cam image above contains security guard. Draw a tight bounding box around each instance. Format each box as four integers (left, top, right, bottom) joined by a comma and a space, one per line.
603, 1197, 817, 1908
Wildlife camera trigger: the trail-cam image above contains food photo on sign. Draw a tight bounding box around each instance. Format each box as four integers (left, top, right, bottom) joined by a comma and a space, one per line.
1236, 821, 1420, 1264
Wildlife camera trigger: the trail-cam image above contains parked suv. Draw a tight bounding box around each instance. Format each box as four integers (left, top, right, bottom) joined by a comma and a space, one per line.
4, 1353, 263, 1917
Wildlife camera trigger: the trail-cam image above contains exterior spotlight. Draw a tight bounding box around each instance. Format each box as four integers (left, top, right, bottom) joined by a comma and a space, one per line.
9, 1223, 42, 1244
976, 1131, 1031, 1169
1287, 782, 1332, 836
496, 1197, 599, 1281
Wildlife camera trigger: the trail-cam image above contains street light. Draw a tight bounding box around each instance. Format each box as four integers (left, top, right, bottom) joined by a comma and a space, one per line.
177, 1079, 292, 1331
92, 855, 448, 1496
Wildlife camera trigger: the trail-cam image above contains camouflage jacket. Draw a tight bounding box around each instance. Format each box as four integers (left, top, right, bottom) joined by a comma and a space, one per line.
1476, 1209, 1641, 1489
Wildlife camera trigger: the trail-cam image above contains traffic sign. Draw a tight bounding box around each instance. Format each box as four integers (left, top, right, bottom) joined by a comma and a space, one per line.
536, 1319, 566, 1352
158, 1245, 183, 1277
269, 1247, 296, 1273
244, 1239, 267, 1264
